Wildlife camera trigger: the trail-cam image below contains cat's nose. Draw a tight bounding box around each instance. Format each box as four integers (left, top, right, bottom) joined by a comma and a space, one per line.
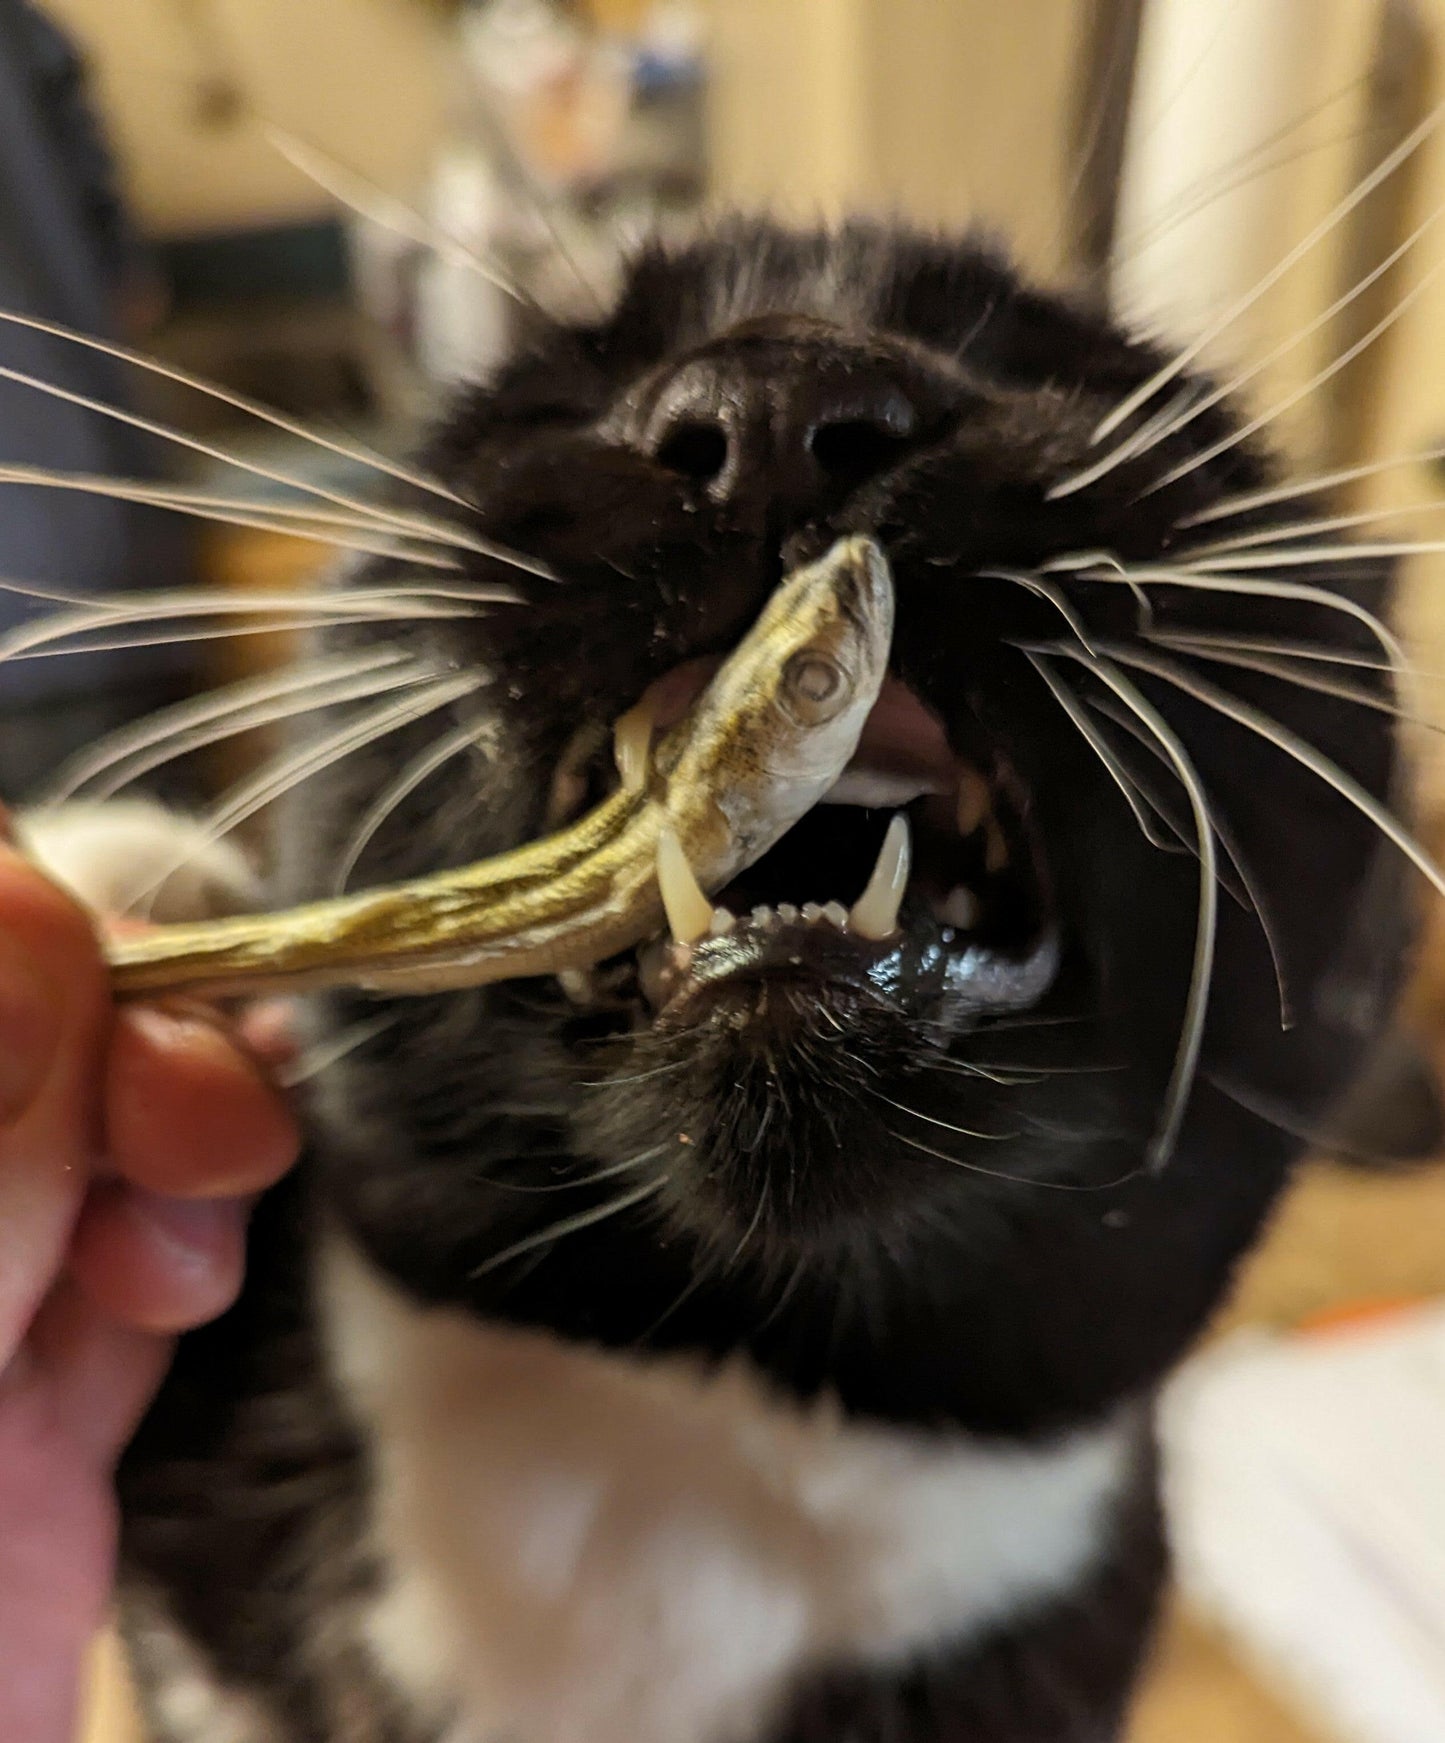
642, 356, 919, 509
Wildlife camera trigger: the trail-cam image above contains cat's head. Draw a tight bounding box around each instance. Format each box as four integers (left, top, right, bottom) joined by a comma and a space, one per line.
297, 222, 1408, 1430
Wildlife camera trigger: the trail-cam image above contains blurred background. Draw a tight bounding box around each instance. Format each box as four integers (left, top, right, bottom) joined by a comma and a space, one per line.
0, 1, 1442, 1739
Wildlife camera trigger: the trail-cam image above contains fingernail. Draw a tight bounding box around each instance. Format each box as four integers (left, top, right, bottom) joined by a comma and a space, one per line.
134, 1190, 251, 1268
0, 932, 60, 1123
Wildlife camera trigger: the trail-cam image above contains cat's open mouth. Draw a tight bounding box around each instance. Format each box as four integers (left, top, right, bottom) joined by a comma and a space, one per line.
560, 665, 1058, 1026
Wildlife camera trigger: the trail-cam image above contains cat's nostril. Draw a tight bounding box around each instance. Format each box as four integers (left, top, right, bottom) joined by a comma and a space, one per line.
808, 417, 913, 484
655, 419, 730, 483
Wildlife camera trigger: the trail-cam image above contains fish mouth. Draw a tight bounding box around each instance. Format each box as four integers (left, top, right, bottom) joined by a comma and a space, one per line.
556, 664, 1059, 1029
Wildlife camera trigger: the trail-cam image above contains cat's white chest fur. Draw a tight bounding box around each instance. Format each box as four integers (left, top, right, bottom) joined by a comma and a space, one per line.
323, 1240, 1134, 1743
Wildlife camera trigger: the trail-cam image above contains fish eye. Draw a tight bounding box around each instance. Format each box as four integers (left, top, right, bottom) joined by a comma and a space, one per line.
781, 652, 848, 724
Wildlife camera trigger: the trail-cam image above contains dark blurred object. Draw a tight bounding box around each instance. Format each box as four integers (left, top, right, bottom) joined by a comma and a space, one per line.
0, 0, 194, 801
1324, 1026, 1445, 1165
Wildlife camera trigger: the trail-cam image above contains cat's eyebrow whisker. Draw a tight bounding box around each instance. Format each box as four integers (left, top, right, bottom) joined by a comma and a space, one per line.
1178, 446, 1445, 528
467, 1175, 669, 1280
0, 462, 510, 561
1022, 644, 1218, 1174
332, 715, 497, 894
1055, 188, 1445, 499
1091, 96, 1445, 446
0, 317, 559, 585
1071, 637, 1445, 904
260, 123, 537, 310
121, 672, 486, 916
44, 647, 425, 803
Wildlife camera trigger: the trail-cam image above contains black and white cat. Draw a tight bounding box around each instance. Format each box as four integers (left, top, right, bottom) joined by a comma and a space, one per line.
36, 221, 1413, 1742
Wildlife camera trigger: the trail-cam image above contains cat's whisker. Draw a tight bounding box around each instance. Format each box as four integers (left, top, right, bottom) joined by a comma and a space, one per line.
1178, 445, 1445, 529
0, 461, 513, 561
1027, 653, 1187, 854
1142, 250, 1445, 497
0, 328, 559, 585
1052, 560, 1410, 675
1059, 188, 1445, 498
0, 467, 464, 568
4, 613, 472, 666
1113, 79, 1375, 264
866, 1089, 1014, 1142
279, 1014, 402, 1089
1185, 538, 1445, 571
45, 648, 426, 804
884, 1120, 1149, 1192
1081, 688, 1292, 1027
467, 1175, 670, 1280
1024, 645, 1219, 1173
0, 305, 473, 515
0, 587, 484, 664
1180, 496, 1445, 558
333, 715, 496, 894
1144, 633, 1442, 731
1072, 638, 1445, 903
122, 670, 485, 916
1091, 96, 1445, 446
1126, 630, 1418, 677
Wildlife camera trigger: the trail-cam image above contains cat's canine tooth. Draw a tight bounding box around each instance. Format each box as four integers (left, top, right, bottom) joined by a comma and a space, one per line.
956, 769, 992, 837
709, 907, 736, 936
822, 901, 849, 929
613, 698, 655, 791
557, 968, 596, 1004
849, 813, 912, 940
656, 827, 713, 944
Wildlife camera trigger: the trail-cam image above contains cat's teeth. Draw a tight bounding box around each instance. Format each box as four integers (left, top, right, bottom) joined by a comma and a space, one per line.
822, 900, 849, 928
557, 968, 596, 1004
956, 769, 992, 836
939, 885, 980, 929
849, 813, 911, 940
776, 902, 799, 925
613, 699, 655, 791
709, 907, 736, 935
801, 902, 824, 923
656, 827, 713, 944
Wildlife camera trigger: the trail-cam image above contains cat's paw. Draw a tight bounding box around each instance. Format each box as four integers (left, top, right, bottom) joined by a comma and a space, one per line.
17, 799, 260, 923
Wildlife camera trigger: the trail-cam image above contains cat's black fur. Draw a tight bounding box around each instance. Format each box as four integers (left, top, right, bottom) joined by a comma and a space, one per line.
117, 222, 1411, 1741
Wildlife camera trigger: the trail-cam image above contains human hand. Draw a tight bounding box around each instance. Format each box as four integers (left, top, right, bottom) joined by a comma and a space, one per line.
0, 811, 299, 1742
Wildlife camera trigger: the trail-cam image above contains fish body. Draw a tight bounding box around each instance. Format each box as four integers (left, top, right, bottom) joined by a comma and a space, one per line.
106, 537, 895, 999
